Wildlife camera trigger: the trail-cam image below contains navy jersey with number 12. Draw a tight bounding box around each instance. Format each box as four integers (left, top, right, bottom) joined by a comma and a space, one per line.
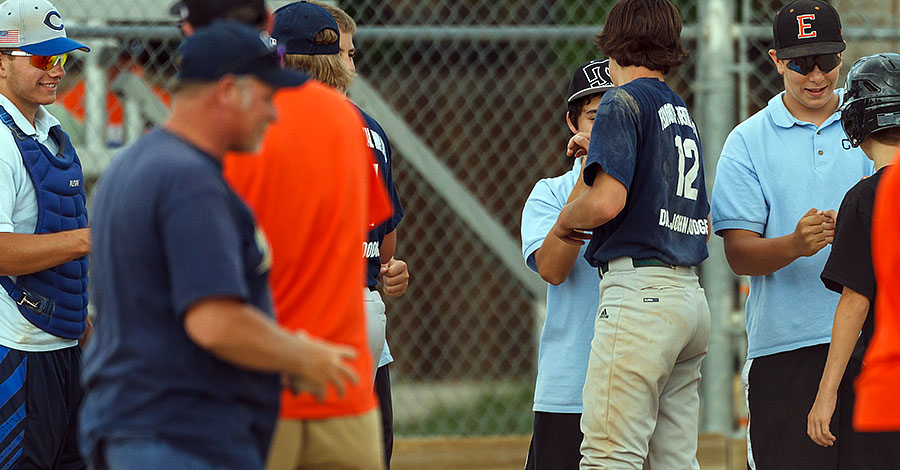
583, 78, 709, 267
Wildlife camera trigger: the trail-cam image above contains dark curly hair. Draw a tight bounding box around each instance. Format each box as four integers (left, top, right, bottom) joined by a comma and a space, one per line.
595, 0, 687, 74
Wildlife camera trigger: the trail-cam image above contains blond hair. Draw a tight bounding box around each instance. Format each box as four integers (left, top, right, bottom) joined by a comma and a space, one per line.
307, 1, 356, 34
280, 27, 349, 91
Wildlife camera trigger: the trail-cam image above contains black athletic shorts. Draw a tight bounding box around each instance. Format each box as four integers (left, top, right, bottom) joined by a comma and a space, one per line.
857, 431, 900, 470
0, 344, 85, 470
747, 344, 861, 470
525, 411, 583, 470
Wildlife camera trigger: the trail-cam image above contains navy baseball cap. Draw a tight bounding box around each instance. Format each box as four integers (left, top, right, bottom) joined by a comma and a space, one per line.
0, 0, 89, 56
773, 0, 845, 59
273, 1, 340, 55
177, 20, 307, 88
568, 59, 613, 102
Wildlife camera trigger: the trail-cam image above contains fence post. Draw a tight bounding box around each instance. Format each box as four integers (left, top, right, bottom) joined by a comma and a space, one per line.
696, 0, 738, 435
83, 40, 107, 155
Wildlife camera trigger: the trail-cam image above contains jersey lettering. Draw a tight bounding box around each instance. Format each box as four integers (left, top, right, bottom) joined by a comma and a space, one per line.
797, 14, 816, 39
362, 127, 386, 159
674, 136, 700, 200
658, 209, 708, 236
362, 240, 380, 258
658, 103, 698, 135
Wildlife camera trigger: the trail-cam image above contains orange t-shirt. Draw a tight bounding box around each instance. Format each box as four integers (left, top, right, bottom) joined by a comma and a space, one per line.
855, 154, 900, 431
223, 80, 392, 420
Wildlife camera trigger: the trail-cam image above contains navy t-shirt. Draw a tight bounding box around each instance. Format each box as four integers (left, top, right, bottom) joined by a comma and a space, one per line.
80, 129, 280, 469
583, 78, 710, 267
360, 108, 403, 288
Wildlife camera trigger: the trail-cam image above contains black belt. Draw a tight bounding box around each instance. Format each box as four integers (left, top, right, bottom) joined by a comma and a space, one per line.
598, 258, 676, 277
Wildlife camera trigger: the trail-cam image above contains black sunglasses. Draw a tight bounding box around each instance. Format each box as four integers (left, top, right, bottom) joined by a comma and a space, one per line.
786, 53, 841, 75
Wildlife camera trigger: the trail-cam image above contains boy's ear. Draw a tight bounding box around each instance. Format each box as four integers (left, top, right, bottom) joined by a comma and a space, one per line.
768, 49, 786, 76
566, 111, 578, 134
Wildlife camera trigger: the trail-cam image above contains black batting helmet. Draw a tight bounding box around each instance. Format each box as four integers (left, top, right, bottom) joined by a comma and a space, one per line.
841, 53, 900, 147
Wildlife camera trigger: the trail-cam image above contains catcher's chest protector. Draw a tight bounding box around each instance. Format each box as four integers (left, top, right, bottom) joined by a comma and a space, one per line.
0, 105, 88, 339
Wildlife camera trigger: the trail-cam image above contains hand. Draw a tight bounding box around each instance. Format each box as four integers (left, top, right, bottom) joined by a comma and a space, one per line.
551, 221, 592, 246
567, 132, 590, 159
807, 390, 837, 447
792, 208, 830, 257
381, 258, 409, 298
821, 209, 837, 245
288, 331, 358, 401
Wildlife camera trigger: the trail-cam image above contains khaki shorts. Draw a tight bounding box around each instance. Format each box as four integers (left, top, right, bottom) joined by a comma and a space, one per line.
266, 409, 384, 470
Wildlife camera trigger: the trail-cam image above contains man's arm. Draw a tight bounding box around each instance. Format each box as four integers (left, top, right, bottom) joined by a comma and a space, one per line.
534, 233, 585, 285
534, 158, 591, 285
721, 208, 836, 276
553, 170, 626, 245
807, 286, 869, 447
0, 229, 91, 276
183, 297, 358, 399
380, 230, 396, 262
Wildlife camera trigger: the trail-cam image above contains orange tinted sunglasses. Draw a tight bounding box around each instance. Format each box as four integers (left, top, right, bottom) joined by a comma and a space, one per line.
2, 50, 67, 71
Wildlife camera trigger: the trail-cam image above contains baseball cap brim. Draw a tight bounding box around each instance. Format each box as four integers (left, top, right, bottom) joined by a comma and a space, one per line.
21, 37, 90, 55
568, 85, 613, 103
776, 41, 845, 60
252, 67, 309, 89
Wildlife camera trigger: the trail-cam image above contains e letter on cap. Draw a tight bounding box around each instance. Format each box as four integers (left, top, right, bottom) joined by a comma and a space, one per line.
797, 14, 816, 39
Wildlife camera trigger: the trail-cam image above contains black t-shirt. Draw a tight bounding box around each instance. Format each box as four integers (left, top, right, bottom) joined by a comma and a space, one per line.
820, 166, 889, 359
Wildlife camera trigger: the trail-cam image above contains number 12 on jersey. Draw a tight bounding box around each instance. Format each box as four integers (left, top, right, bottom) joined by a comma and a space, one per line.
674, 135, 699, 200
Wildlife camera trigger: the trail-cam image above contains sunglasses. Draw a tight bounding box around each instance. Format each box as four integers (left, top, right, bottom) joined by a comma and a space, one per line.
786, 53, 841, 75
2, 50, 67, 71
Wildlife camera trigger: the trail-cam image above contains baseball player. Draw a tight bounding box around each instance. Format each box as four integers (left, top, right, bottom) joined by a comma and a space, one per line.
551, 1, 710, 468
711, 1, 875, 468
0, 0, 92, 467
79, 21, 359, 469
225, 3, 394, 469
308, 2, 409, 467
520, 59, 611, 469
806, 53, 900, 469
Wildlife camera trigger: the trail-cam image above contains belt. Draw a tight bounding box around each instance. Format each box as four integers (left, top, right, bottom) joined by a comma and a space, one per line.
598, 257, 676, 277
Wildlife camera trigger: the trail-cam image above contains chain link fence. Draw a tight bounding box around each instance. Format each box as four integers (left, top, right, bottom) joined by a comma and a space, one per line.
55, 0, 900, 438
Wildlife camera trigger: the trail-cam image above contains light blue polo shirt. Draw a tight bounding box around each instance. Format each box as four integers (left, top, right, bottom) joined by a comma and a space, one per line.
711, 90, 874, 359
521, 159, 599, 413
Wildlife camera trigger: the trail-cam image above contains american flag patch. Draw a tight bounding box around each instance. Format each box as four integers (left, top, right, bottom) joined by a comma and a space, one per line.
0, 30, 19, 44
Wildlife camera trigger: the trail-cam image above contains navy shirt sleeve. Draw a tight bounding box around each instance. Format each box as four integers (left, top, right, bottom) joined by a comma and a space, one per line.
160, 183, 250, 318
380, 132, 403, 233
584, 89, 639, 188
